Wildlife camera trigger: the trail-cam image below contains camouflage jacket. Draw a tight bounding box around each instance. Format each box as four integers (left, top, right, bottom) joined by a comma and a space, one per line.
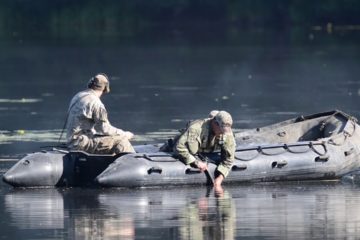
66, 89, 126, 143
174, 119, 236, 177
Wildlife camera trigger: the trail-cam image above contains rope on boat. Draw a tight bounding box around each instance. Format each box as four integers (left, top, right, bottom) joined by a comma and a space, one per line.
327, 118, 356, 146
284, 144, 313, 154
309, 142, 327, 156
235, 114, 358, 161
235, 141, 327, 161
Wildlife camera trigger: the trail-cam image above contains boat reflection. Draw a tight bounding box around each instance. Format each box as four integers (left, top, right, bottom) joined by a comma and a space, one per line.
3, 183, 360, 239
4, 189, 64, 229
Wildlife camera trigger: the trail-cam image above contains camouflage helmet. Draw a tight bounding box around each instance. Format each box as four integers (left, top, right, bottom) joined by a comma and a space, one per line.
87, 73, 110, 93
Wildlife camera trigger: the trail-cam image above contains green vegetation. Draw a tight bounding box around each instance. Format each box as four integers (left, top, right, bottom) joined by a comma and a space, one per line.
0, 0, 359, 44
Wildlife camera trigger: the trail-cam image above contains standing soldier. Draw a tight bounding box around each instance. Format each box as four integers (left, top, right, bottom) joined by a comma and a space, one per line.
66, 73, 135, 154
174, 111, 236, 189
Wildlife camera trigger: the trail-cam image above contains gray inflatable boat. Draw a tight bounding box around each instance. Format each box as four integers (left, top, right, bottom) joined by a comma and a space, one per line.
3, 110, 360, 188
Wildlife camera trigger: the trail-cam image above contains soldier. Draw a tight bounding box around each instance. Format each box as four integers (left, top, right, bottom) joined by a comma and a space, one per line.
66, 73, 135, 154
174, 111, 236, 188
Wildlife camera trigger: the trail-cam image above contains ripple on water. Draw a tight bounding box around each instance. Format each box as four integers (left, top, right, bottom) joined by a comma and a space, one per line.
0, 98, 42, 103
140, 85, 199, 91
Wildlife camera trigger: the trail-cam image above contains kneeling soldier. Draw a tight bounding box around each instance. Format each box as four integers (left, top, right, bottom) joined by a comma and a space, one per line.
174, 111, 236, 188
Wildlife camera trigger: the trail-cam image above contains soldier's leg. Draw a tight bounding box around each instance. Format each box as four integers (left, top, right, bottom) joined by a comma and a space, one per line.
68, 134, 95, 152
91, 136, 135, 154
112, 137, 135, 154
91, 136, 117, 154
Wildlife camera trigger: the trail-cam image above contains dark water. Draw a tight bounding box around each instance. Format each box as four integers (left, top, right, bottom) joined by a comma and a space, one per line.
1, 179, 360, 239
1, 4, 360, 238
1, 43, 360, 156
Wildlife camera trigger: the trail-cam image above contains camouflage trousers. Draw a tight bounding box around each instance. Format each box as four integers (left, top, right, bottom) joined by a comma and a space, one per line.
69, 134, 135, 154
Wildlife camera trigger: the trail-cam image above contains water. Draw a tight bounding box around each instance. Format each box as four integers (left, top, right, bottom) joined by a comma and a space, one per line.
2, 3, 360, 239
1, 181, 360, 239
1, 44, 360, 156
1, 43, 360, 239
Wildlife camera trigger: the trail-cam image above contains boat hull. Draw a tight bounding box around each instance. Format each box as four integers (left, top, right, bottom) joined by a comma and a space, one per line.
3, 110, 360, 188
96, 140, 360, 187
2, 151, 118, 187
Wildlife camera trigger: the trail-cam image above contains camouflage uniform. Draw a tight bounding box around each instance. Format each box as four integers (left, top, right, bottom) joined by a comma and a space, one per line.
174, 118, 236, 177
66, 89, 135, 154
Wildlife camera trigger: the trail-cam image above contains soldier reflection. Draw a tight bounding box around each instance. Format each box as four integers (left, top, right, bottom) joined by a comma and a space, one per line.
178, 187, 236, 240
73, 215, 134, 240
66, 190, 135, 240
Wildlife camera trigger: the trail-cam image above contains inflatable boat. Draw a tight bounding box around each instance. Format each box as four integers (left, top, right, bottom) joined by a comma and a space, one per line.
3, 110, 360, 188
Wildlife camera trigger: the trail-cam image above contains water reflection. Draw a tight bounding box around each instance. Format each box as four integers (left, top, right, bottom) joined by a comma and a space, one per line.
177, 189, 235, 240
4, 189, 64, 229
3, 183, 360, 239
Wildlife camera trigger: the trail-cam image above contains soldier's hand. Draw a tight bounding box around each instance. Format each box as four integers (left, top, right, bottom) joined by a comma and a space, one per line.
214, 184, 224, 197
196, 160, 208, 172
214, 174, 224, 187
124, 131, 134, 140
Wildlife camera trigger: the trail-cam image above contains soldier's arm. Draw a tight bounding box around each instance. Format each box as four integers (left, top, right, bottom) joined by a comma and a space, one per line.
216, 134, 236, 177
93, 105, 127, 137
174, 129, 198, 165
